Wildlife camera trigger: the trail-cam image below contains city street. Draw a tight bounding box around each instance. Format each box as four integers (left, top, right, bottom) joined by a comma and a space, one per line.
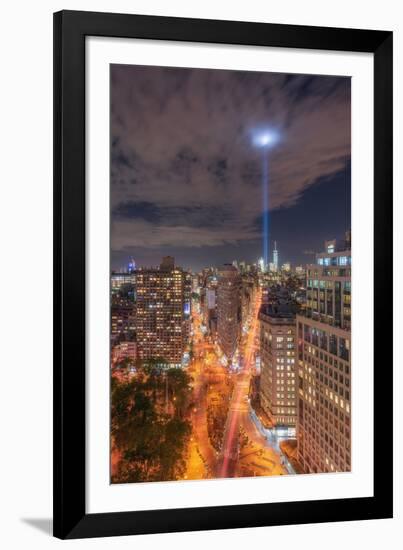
186, 310, 219, 477
108, 62, 353, 487
187, 289, 287, 480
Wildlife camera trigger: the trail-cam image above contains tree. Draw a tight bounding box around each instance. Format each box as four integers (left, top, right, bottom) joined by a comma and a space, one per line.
111, 360, 192, 483
166, 368, 193, 417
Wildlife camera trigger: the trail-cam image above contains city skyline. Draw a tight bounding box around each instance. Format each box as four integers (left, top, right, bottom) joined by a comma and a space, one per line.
110, 64, 352, 484
111, 65, 351, 272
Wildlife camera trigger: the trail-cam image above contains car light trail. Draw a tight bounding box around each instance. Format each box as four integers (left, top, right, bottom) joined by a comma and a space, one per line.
219, 290, 262, 478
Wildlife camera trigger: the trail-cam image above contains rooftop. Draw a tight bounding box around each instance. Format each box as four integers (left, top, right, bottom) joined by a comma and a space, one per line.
259, 303, 295, 319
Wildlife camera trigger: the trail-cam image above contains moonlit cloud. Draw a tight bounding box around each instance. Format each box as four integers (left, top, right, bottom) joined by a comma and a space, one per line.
111, 218, 261, 251
111, 65, 350, 269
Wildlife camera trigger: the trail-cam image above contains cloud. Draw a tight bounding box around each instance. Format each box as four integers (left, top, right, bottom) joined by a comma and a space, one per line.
111, 219, 260, 250
111, 65, 350, 252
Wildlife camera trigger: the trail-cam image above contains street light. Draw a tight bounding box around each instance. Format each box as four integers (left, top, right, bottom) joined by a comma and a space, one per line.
251, 128, 281, 271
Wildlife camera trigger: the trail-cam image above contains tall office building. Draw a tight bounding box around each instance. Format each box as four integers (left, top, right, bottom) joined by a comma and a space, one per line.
273, 241, 279, 272
241, 272, 258, 324
134, 258, 189, 368
217, 264, 242, 362
259, 303, 297, 431
201, 274, 218, 336
128, 257, 136, 273
296, 234, 351, 473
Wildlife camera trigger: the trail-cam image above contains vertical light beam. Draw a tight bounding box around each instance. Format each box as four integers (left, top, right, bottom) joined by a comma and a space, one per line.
252, 128, 280, 269
262, 152, 269, 269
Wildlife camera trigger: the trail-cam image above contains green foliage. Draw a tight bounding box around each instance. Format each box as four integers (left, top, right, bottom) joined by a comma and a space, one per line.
111, 359, 193, 483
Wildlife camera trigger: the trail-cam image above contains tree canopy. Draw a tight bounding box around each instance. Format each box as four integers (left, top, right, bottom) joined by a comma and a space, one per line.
111, 359, 193, 483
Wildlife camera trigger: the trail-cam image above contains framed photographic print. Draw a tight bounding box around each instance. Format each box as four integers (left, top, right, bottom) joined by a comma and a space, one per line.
54, 10, 393, 539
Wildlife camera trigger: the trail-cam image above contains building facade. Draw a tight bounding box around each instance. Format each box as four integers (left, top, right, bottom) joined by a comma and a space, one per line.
296, 235, 351, 473
241, 272, 258, 326
259, 304, 297, 430
202, 286, 217, 335
111, 340, 137, 365
273, 241, 279, 271
111, 272, 136, 292
217, 264, 241, 362
134, 258, 190, 368
111, 296, 135, 339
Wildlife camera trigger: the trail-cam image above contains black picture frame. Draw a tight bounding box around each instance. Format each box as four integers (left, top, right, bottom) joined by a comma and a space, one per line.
53, 9, 393, 540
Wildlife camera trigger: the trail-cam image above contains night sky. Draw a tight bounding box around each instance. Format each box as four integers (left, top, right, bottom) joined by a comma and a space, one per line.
111, 64, 350, 272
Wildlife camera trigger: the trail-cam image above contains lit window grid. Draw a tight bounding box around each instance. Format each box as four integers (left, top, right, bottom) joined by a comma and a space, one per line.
259, 314, 297, 428
296, 315, 351, 474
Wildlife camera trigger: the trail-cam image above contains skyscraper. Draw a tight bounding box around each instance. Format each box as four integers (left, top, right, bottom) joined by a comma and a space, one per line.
128, 257, 136, 273
241, 272, 259, 324
217, 264, 242, 363
296, 234, 351, 473
259, 303, 297, 432
273, 241, 279, 272
201, 274, 218, 336
134, 258, 189, 368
